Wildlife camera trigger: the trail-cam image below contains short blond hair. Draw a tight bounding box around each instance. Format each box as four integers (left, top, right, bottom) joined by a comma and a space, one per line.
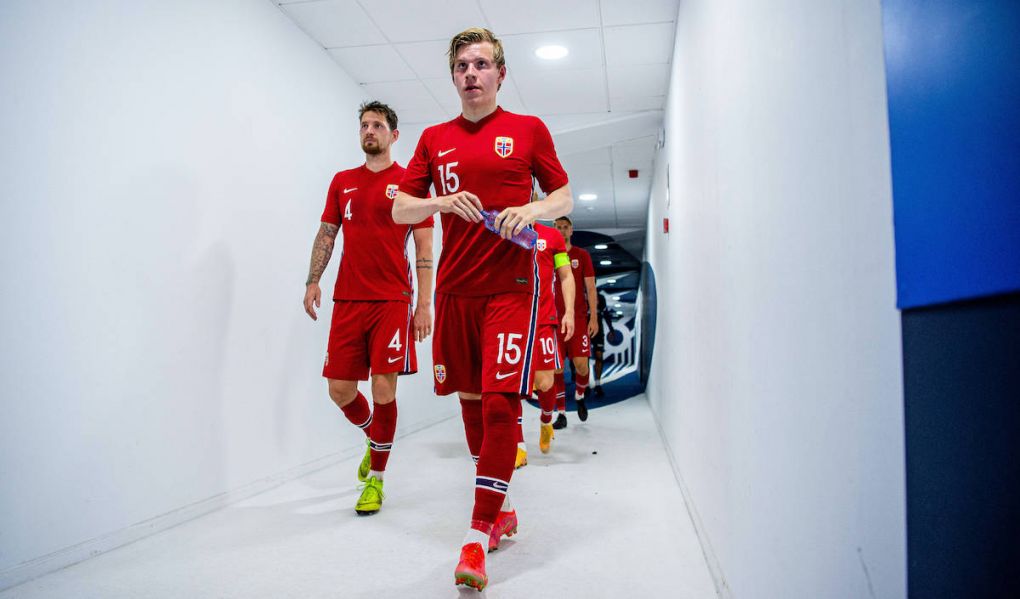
447, 27, 505, 75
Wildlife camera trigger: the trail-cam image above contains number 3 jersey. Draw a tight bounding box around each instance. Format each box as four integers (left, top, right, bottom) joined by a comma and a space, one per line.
400, 107, 569, 297
321, 162, 433, 304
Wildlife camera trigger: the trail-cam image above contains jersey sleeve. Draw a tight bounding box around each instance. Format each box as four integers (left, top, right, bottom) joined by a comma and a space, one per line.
581, 249, 595, 278
400, 128, 435, 198
320, 172, 342, 225
412, 215, 435, 229
530, 118, 569, 193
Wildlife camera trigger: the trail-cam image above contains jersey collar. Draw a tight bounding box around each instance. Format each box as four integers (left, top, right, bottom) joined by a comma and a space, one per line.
456, 106, 504, 131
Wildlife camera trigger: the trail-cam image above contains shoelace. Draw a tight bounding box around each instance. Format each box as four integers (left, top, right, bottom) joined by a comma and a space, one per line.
356, 480, 385, 501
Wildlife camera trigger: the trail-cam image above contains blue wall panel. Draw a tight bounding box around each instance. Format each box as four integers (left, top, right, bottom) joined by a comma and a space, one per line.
883, 0, 1020, 309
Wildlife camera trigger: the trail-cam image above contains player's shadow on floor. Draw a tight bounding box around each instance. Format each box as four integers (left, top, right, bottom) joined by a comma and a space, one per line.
430, 440, 473, 460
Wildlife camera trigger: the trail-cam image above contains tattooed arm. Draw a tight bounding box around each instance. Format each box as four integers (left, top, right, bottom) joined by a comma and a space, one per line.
304, 222, 339, 320
412, 226, 434, 341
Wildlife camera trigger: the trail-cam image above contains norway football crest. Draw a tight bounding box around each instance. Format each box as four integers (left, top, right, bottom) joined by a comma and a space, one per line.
385, 184, 398, 199
494, 136, 514, 158
536, 239, 547, 251
571, 258, 579, 268
434, 364, 447, 383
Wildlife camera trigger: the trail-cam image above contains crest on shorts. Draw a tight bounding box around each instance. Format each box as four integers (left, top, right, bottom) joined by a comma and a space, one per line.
536, 239, 547, 251
571, 258, 579, 268
385, 184, 398, 199
494, 136, 514, 158
434, 364, 446, 383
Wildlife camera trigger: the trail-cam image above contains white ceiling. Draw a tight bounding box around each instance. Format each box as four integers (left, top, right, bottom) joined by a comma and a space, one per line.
276, 0, 678, 234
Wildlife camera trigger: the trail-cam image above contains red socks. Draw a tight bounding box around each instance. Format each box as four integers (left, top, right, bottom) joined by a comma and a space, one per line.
339, 391, 372, 436
460, 398, 484, 464
554, 371, 566, 412
537, 385, 555, 424
471, 392, 517, 525
369, 400, 397, 472
575, 370, 589, 399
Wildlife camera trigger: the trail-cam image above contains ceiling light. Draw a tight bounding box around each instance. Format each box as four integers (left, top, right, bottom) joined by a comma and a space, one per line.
608, 279, 617, 284
615, 311, 624, 316
612, 295, 621, 300
600, 260, 612, 266
614, 303, 622, 308
535, 45, 569, 60
578, 193, 597, 201
594, 244, 608, 250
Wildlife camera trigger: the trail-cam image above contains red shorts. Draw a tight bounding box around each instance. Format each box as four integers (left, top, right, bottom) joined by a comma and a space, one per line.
532, 324, 562, 372
322, 300, 416, 381
559, 317, 590, 360
432, 291, 539, 396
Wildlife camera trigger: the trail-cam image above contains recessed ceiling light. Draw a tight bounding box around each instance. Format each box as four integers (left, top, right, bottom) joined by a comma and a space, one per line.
578, 193, 597, 201
594, 244, 608, 250
600, 260, 612, 265
535, 45, 569, 60
612, 295, 621, 300
608, 279, 617, 284
615, 311, 624, 316
614, 303, 622, 308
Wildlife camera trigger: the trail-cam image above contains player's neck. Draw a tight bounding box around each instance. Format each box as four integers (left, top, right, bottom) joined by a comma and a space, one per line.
565, 241, 573, 251
461, 100, 498, 123
364, 152, 393, 173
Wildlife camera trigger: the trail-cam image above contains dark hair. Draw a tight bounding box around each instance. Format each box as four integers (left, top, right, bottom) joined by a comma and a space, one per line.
555, 216, 573, 225
358, 100, 398, 131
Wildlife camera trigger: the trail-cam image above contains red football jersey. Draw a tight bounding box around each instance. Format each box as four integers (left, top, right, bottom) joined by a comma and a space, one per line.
555, 245, 595, 321
535, 223, 568, 326
400, 107, 569, 296
321, 162, 433, 303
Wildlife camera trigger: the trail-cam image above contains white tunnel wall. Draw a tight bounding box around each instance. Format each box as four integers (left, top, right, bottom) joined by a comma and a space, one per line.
643, 1, 906, 598
0, 0, 453, 583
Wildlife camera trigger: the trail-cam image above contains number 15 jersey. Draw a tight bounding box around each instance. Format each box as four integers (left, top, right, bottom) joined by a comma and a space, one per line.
400, 107, 569, 297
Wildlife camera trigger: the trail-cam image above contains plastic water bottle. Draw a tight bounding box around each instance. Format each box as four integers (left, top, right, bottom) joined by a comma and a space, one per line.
481, 209, 538, 250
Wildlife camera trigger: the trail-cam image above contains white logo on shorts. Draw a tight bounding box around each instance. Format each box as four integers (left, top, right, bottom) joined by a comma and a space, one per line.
387, 356, 402, 364
495, 371, 518, 380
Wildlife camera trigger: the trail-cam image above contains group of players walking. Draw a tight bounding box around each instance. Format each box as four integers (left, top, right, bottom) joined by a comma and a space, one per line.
302, 27, 603, 591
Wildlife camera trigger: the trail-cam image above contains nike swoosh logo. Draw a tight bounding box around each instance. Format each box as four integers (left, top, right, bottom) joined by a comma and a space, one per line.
344, 187, 358, 193
542, 358, 554, 364
387, 356, 402, 363
495, 371, 518, 380
437, 148, 455, 157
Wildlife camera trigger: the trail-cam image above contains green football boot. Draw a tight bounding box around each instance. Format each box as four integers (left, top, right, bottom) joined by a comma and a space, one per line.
355, 476, 385, 516
357, 438, 371, 482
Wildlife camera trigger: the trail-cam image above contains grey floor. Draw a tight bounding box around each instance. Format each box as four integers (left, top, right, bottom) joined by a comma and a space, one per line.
2, 395, 717, 598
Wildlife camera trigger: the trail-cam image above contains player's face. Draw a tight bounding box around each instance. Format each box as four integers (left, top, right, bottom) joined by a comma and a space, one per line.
360, 111, 397, 155
555, 219, 572, 241
452, 42, 505, 108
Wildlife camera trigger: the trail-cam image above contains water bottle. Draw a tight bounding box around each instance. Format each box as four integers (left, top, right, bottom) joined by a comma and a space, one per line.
481, 209, 537, 250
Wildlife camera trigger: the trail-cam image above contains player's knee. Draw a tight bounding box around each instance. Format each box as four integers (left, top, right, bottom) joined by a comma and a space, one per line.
534, 371, 553, 392
482, 394, 515, 426
574, 361, 590, 377
327, 380, 358, 406
370, 374, 397, 404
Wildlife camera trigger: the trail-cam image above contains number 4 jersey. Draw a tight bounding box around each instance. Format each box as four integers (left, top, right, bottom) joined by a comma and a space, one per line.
400, 107, 569, 297
321, 162, 434, 303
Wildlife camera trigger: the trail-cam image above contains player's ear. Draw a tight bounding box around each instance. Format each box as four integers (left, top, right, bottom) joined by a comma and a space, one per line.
392, 129, 399, 143
497, 65, 506, 89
